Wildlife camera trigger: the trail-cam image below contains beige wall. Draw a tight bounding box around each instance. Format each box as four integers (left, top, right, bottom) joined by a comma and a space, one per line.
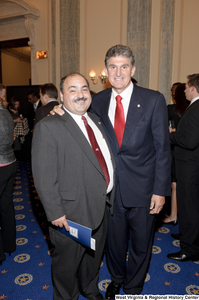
171, 0, 199, 85
150, 0, 199, 102
1, 0, 199, 96
80, 0, 127, 93
2, 52, 31, 86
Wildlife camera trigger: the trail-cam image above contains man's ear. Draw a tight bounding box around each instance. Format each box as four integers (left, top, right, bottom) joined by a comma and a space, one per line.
44, 94, 48, 104
131, 66, 136, 77
104, 67, 108, 77
60, 91, 63, 103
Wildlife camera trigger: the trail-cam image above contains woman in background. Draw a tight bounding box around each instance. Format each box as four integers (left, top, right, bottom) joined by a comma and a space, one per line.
8, 96, 23, 122
163, 83, 188, 225
0, 97, 17, 265
8, 96, 29, 161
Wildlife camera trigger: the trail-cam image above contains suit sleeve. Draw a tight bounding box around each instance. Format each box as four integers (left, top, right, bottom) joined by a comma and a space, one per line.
34, 109, 46, 128
32, 121, 65, 222
170, 108, 199, 150
151, 93, 171, 196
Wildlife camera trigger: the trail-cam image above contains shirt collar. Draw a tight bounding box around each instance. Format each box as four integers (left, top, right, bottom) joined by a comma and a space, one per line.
190, 97, 199, 105
112, 81, 133, 100
63, 106, 88, 123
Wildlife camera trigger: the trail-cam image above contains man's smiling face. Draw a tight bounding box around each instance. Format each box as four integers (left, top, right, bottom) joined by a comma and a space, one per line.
104, 55, 136, 94
60, 74, 92, 115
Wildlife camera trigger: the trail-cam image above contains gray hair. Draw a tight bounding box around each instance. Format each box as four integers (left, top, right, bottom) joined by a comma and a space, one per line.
104, 45, 135, 68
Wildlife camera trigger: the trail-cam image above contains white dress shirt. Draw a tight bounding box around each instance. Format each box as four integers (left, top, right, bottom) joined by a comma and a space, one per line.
190, 97, 199, 105
108, 82, 134, 127
63, 107, 114, 194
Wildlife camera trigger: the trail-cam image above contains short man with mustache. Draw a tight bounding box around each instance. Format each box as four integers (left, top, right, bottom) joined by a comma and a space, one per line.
32, 73, 115, 300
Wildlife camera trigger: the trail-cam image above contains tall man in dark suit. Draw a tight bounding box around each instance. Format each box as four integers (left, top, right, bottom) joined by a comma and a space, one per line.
168, 73, 199, 262
32, 73, 115, 300
34, 83, 59, 127
50, 45, 171, 297
90, 45, 171, 297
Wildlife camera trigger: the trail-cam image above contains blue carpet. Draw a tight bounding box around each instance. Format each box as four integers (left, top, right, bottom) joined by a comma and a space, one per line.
0, 161, 199, 299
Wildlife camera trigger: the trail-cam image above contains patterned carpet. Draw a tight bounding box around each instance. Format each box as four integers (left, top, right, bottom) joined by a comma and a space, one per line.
0, 161, 199, 300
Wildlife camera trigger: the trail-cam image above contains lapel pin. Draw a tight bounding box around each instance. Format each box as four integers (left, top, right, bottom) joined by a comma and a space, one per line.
137, 104, 140, 107
98, 122, 102, 124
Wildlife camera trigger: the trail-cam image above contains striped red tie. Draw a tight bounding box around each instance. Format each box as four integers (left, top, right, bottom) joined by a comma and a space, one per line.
82, 116, 110, 188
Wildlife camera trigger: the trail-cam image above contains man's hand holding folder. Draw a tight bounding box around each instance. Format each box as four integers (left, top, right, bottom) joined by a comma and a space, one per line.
57, 218, 96, 251
51, 215, 69, 231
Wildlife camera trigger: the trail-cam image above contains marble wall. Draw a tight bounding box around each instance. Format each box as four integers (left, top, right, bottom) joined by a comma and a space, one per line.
51, 0, 57, 85
159, 0, 175, 102
127, 0, 151, 88
60, 0, 80, 78
127, 0, 175, 102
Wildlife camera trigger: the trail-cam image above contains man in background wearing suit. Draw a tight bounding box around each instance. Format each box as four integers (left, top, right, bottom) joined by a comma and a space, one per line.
34, 83, 59, 127
91, 45, 171, 297
168, 73, 199, 262
32, 73, 115, 300
27, 90, 42, 130
50, 45, 171, 297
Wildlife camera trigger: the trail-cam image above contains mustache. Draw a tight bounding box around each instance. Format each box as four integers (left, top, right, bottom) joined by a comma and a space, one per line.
74, 97, 87, 102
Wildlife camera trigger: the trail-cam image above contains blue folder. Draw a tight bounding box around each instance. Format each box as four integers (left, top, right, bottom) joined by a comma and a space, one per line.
57, 220, 95, 250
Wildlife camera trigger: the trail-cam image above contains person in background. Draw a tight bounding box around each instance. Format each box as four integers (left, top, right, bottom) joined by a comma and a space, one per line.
27, 90, 42, 131
8, 96, 23, 123
50, 45, 171, 297
0, 84, 6, 101
163, 83, 189, 225
8, 96, 30, 161
168, 74, 199, 262
170, 82, 181, 104
27, 90, 42, 112
0, 96, 17, 265
34, 83, 59, 127
32, 73, 115, 300
8, 96, 24, 159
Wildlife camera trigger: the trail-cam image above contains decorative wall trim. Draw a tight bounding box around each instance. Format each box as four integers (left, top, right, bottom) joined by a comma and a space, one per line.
60, 0, 80, 78
159, 0, 175, 103
127, 0, 151, 88
0, 0, 40, 84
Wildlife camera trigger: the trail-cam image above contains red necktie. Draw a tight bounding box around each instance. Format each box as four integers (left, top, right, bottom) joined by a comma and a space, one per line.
114, 95, 125, 147
82, 116, 110, 188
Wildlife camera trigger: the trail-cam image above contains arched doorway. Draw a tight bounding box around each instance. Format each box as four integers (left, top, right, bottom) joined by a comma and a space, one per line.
0, 0, 40, 84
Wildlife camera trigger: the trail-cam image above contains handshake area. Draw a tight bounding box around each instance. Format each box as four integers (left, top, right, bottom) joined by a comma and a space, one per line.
115, 296, 199, 300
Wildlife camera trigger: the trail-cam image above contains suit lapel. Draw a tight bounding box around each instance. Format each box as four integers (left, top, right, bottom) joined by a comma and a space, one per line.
98, 90, 119, 148
122, 85, 144, 148
61, 111, 104, 175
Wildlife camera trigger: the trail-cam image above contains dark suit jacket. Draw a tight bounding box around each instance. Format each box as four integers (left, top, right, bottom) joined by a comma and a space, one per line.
34, 100, 59, 127
32, 110, 115, 230
90, 85, 171, 207
167, 104, 181, 129
27, 100, 42, 130
170, 99, 199, 184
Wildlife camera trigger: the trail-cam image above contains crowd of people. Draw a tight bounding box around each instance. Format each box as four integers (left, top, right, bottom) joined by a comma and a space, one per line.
1, 45, 199, 300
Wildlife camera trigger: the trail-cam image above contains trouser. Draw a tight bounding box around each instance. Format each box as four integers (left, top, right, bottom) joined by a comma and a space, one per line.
0, 161, 17, 261
49, 206, 109, 300
106, 187, 155, 295
177, 179, 199, 256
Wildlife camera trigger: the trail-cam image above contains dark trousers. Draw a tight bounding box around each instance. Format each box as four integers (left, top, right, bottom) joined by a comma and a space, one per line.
0, 161, 17, 261
106, 186, 155, 295
49, 206, 109, 300
177, 179, 199, 256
